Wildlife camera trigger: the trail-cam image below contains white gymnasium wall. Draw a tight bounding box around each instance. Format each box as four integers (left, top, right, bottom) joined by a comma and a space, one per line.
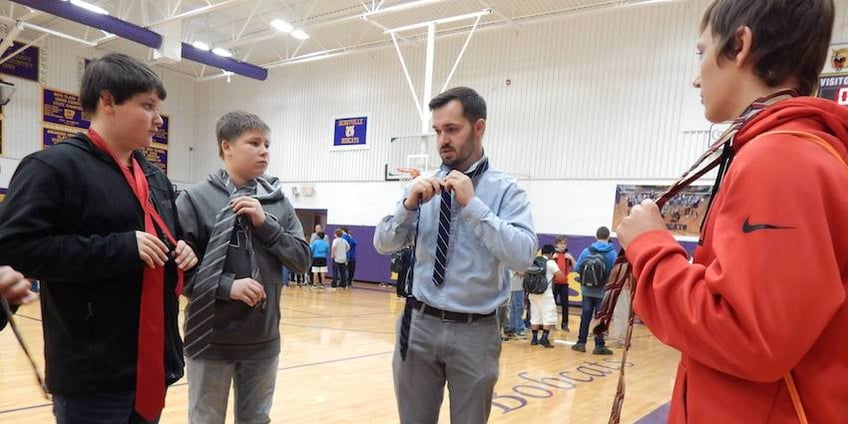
187, 0, 689, 235
0, 37, 197, 186
189, 0, 848, 235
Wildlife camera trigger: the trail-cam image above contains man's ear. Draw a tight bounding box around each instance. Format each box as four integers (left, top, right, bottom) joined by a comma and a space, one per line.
474, 118, 486, 138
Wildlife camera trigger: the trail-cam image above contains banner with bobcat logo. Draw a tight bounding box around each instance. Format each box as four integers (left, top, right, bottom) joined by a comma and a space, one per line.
333, 116, 368, 151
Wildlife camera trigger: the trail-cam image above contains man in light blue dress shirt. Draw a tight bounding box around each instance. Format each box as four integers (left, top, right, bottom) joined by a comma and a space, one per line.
374, 87, 537, 423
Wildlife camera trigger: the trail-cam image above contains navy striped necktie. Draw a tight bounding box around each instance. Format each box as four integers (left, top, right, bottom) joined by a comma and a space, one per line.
431, 158, 489, 287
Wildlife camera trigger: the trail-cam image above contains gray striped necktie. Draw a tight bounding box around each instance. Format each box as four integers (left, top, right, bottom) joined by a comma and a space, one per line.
183, 179, 257, 359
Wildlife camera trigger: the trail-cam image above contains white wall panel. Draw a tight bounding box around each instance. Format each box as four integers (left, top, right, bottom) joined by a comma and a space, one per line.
193, 0, 730, 183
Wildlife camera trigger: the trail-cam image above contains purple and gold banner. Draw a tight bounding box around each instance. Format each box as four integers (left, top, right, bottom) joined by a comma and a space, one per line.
43, 88, 89, 129
141, 146, 168, 174
42, 125, 80, 148
0, 42, 39, 81
154, 115, 169, 146
0, 187, 6, 202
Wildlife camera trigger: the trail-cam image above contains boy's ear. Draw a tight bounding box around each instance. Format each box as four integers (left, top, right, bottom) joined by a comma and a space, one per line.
220, 139, 231, 156
98, 90, 116, 115
730, 26, 754, 69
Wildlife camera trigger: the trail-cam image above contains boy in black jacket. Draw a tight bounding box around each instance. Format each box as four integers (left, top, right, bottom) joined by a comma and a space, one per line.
0, 53, 197, 424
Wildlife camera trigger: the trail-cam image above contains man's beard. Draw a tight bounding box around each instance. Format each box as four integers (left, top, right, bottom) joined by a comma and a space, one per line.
440, 134, 474, 170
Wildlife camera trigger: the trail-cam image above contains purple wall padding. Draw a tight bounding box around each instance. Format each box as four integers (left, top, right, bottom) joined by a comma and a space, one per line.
320, 224, 697, 285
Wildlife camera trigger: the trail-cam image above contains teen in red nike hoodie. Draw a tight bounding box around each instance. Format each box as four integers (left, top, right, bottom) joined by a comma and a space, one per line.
616, 1, 847, 422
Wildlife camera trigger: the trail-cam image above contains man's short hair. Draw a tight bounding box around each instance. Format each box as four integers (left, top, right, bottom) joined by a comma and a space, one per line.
428, 87, 486, 124
555, 236, 567, 244
80, 53, 167, 115
541, 244, 556, 255
334, 229, 343, 237
216, 111, 271, 158
700, 0, 834, 96
340, 226, 350, 233
596, 227, 611, 240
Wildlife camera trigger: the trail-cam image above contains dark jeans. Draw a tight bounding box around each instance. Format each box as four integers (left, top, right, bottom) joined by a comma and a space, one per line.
577, 296, 606, 346
53, 392, 160, 424
333, 262, 348, 287
553, 284, 570, 326
346, 260, 356, 287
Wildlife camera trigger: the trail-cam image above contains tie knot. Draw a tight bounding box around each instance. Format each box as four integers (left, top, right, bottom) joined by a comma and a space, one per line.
464, 158, 489, 179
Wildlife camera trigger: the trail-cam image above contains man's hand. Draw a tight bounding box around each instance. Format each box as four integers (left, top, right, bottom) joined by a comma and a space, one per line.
443, 171, 475, 207
230, 278, 266, 307
173, 240, 199, 271
232, 197, 266, 227
137, 231, 170, 268
616, 199, 668, 249
403, 177, 444, 210
565, 253, 576, 267
0, 266, 37, 305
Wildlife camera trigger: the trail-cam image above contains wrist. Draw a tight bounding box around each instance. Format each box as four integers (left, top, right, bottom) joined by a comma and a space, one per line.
403, 198, 418, 211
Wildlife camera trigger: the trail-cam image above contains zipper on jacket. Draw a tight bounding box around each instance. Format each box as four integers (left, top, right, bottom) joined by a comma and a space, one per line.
85, 302, 94, 321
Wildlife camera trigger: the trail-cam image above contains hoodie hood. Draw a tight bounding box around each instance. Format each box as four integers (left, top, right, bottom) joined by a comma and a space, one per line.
591, 241, 615, 253
208, 169, 285, 201
734, 97, 848, 159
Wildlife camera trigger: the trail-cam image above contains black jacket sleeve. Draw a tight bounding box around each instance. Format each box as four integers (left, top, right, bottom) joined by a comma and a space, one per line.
0, 301, 19, 331
0, 157, 139, 282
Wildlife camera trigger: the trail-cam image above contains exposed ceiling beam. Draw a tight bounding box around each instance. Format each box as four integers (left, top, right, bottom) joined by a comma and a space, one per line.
96, 0, 254, 46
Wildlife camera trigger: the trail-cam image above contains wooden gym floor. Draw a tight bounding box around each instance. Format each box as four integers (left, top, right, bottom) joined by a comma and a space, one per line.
0, 283, 678, 423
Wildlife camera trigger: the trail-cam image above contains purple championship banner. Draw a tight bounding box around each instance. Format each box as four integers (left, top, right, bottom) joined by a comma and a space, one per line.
141, 146, 168, 174
153, 114, 169, 146
42, 125, 81, 148
0, 42, 39, 81
43, 88, 90, 129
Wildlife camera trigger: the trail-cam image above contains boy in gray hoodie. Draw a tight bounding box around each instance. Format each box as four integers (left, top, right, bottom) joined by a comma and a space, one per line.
177, 111, 311, 424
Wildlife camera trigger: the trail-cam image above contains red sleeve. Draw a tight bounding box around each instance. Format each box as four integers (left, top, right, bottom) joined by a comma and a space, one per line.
627, 134, 846, 382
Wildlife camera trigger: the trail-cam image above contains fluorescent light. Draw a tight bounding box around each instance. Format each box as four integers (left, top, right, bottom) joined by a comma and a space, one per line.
270, 19, 293, 33
70, 0, 109, 15
192, 41, 210, 51
385, 9, 492, 34
291, 29, 310, 40
363, 0, 444, 18
212, 47, 233, 58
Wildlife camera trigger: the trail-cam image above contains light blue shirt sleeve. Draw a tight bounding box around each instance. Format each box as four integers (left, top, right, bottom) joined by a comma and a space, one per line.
373, 191, 418, 255
373, 164, 537, 314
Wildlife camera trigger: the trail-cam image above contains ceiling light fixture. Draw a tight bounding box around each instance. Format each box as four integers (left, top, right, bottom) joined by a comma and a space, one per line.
191, 41, 210, 51
291, 29, 310, 40
69, 0, 108, 15
270, 19, 293, 33
212, 47, 233, 57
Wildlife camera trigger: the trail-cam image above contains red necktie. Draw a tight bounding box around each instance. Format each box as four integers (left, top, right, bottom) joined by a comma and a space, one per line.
88, 129, 183, 421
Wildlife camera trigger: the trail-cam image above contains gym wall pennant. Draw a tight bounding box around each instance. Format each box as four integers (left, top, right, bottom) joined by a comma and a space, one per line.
332, 116, 369, 151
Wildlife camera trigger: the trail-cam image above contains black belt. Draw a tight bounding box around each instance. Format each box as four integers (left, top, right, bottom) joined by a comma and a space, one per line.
409, 298, 495, 323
